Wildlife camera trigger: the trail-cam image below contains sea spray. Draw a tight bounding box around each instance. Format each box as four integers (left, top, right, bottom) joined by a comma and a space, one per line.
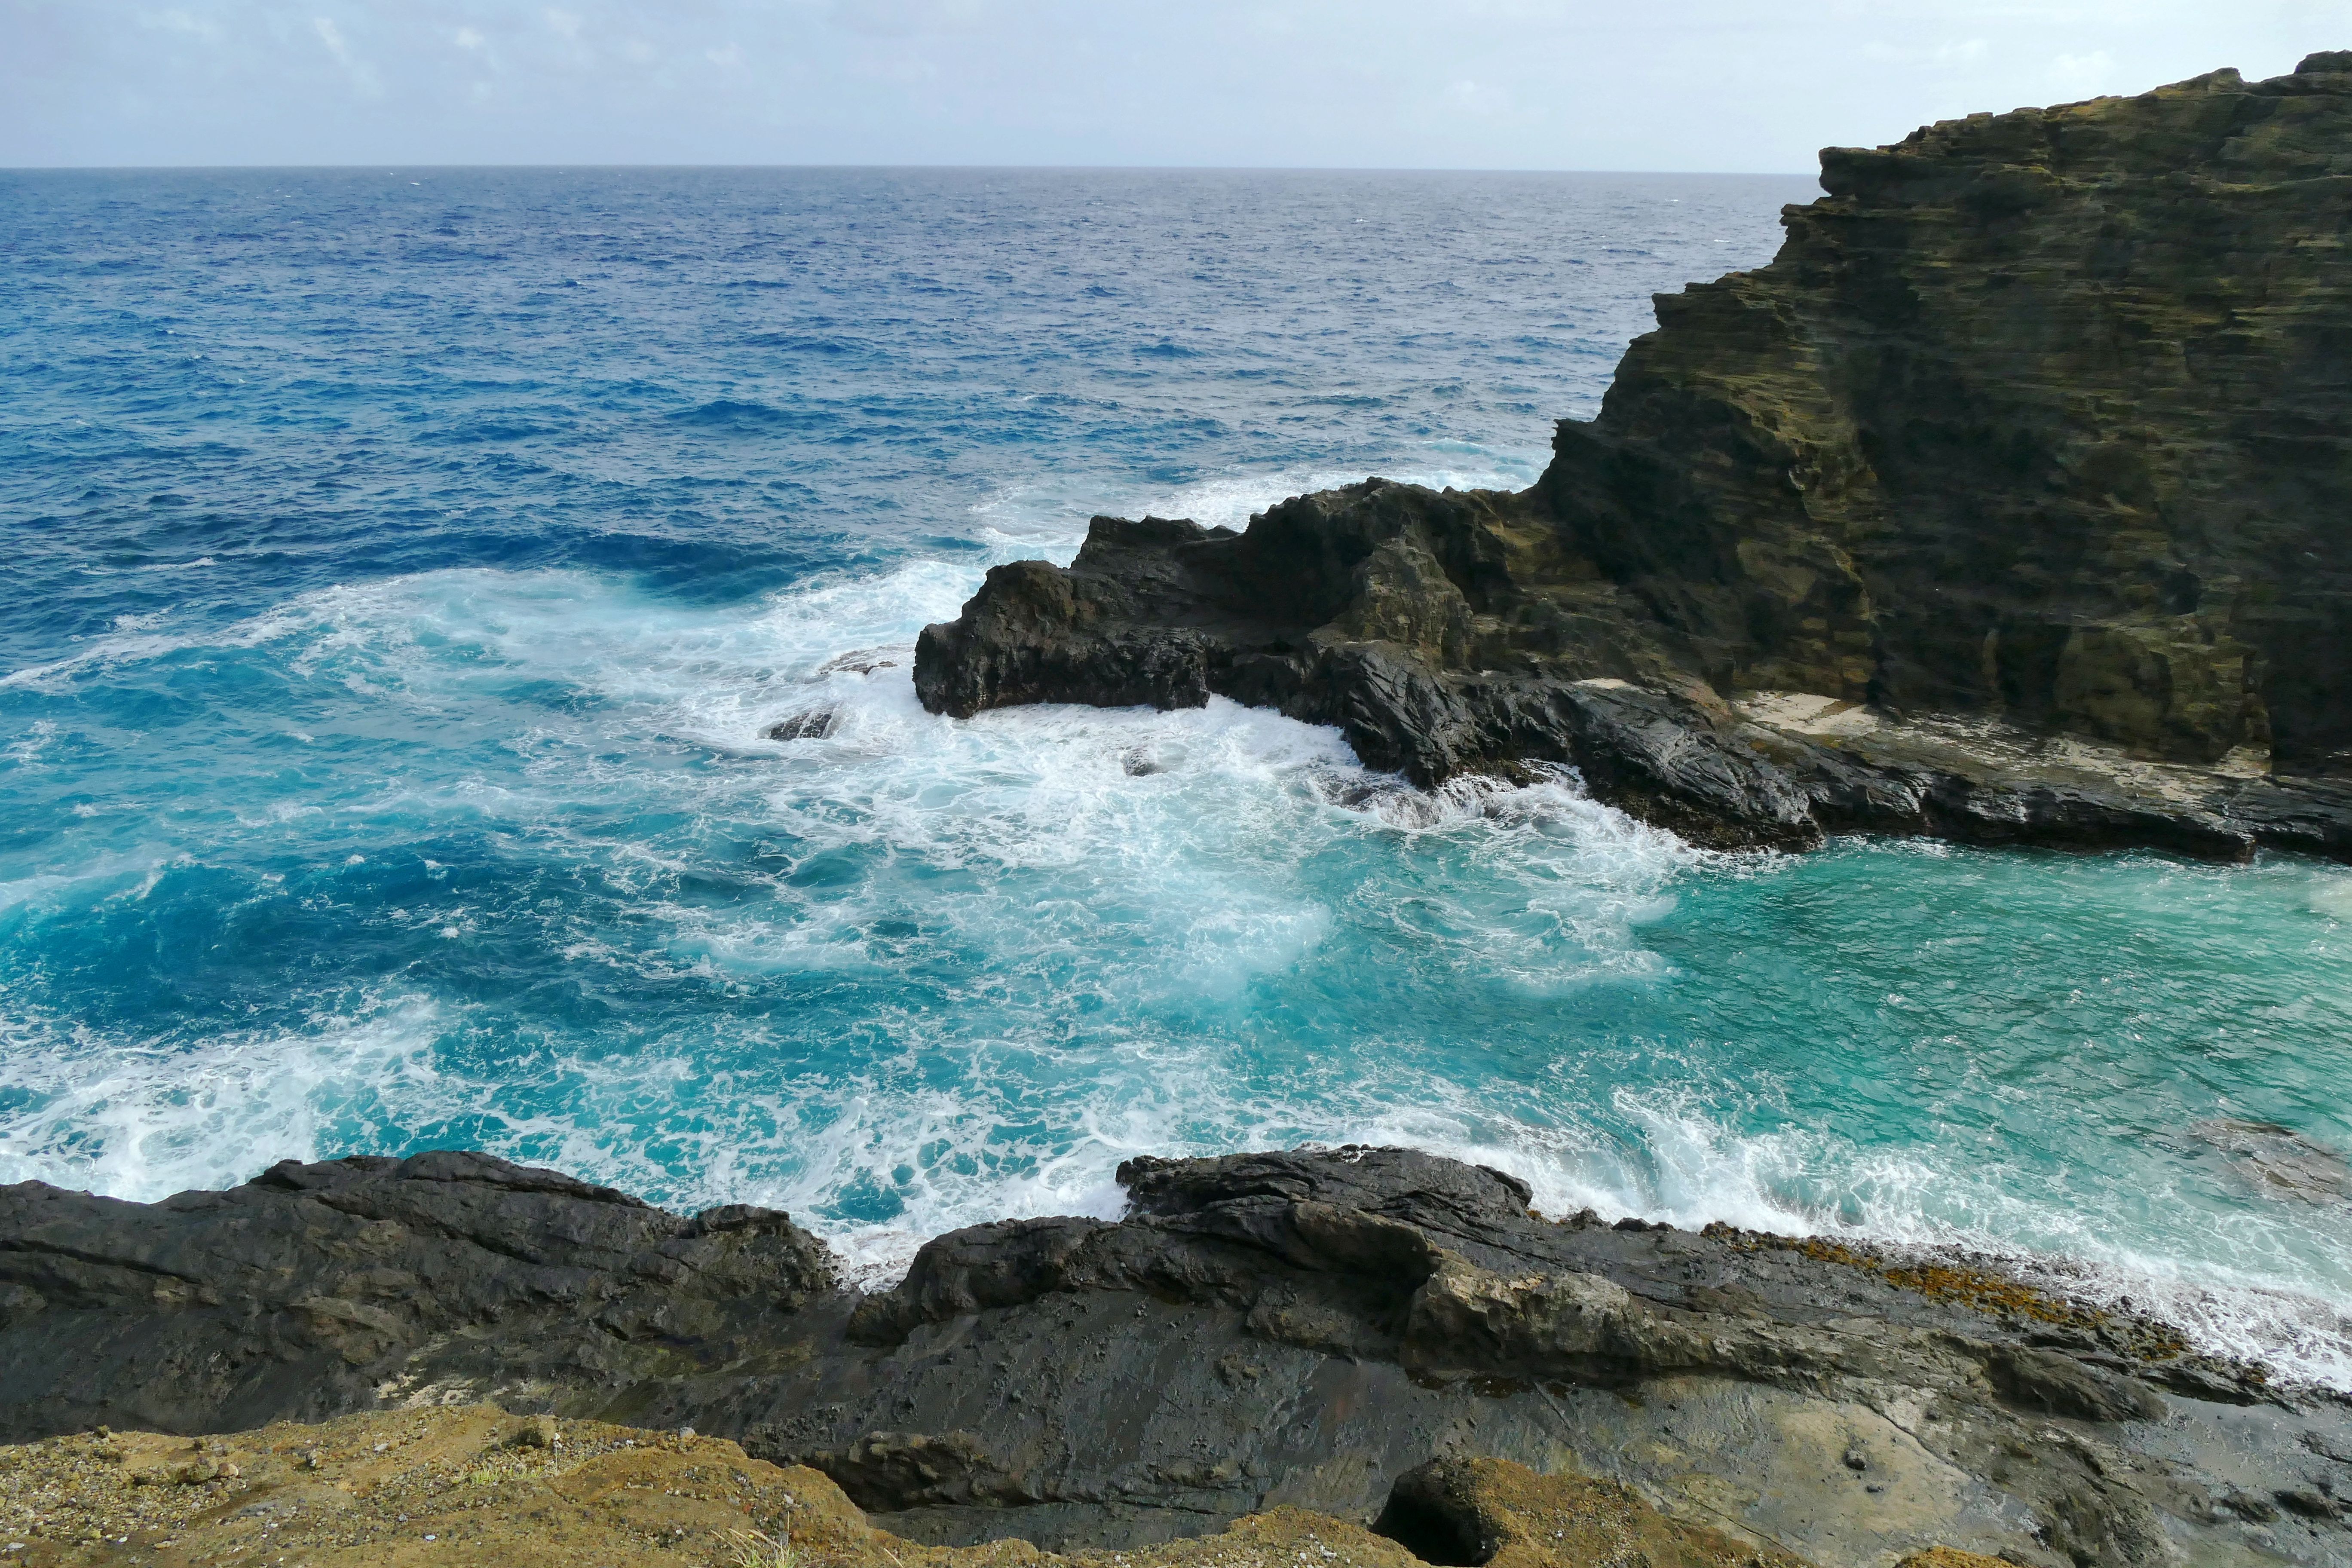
8, 168, 2352, 1387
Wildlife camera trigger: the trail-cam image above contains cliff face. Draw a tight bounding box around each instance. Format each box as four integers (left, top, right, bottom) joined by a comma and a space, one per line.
1537, 55, 2352, 770
912, 57, 2352, 854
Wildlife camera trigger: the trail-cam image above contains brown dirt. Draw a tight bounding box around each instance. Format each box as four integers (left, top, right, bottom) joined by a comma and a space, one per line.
1386, 1455, 1806, 1568
0, 1407, 1998, 1568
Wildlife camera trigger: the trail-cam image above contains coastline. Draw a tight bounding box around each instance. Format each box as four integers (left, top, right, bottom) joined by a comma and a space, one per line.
7, 46, 2352, 1568
4, 1144, 2346, 1567
912, 58, 2352, 864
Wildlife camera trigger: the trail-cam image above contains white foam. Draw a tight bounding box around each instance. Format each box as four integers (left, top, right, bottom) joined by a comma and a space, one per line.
12, 485, 2352, 1390
1507, 1092, 2352, 1391
963, 450, 1545, 561
0, 538, 1696, 1266
0, 998, 452, 1199
0, 593, 332, 691
3, 719, 56, 767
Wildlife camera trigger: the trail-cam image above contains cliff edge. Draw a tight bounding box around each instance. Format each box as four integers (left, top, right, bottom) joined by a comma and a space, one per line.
5, 1147, 2346, 1566
913, 57, 2352, 854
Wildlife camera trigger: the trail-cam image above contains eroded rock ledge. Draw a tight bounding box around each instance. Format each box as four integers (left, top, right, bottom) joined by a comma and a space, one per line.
913, 56, 2352, 857
2, 1410, 1823, 1568
6, 1145, 2351, 1566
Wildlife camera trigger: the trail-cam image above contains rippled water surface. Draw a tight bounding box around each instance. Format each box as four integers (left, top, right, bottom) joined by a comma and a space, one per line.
6, 168, 2352, 1384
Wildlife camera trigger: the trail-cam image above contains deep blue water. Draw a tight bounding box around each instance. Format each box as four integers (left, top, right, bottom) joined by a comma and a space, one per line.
6, 168, 2352, 1384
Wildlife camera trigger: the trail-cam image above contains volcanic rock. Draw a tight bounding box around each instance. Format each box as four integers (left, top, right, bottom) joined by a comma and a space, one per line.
0, 1408, 1812, 1568
914, 61, 2352, 856
8, 1145, 2352, 1565
0, 1150, 835, 1438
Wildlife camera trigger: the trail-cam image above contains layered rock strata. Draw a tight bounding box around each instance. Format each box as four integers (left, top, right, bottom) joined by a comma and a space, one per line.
914, 57, 2352, 855
6, 1147, 2352, 1566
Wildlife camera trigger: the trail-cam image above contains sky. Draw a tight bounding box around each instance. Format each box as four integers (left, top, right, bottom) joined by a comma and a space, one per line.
3, 1, 2348, 172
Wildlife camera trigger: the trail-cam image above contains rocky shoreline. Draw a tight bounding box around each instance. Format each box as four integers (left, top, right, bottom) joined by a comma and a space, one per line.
912, 57, 2352, 859
0, 1407, 1827, 1568
14, 51, 2352, 1568
5, 1145, 2350, 1566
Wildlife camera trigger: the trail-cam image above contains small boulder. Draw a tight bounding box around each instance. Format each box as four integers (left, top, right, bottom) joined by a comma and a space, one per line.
766, 708, 839, 741
508, 1415, 559, 1450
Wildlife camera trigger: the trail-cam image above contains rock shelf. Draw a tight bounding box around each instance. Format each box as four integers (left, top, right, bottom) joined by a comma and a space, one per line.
3, 1146, 2347, 1565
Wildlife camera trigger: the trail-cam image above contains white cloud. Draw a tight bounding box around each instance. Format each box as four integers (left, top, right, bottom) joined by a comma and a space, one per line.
1, 0, 2322, 170
1861, 38, 1990, 67
832, 0, 989, 40
312, 15, 381, 95
139, 9, 220, 40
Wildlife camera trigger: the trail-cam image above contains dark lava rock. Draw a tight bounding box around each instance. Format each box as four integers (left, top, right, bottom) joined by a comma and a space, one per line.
913, 63, 2352, 858
1982, 1344, 2168, 1424
0, 1150, 834, 1441
767, 707, 840, 741
7, 1144, 2352, 1565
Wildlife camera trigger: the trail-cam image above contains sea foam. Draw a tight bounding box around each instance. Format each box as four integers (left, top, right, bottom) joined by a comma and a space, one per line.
9, 168, 2352, 1390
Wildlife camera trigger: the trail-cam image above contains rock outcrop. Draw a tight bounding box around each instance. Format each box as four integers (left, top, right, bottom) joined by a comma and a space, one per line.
0, 1409, 1811, 1568
0, 1150, 836, 1438
8, 1146, 2352, 1566
914, 58, 2352, 856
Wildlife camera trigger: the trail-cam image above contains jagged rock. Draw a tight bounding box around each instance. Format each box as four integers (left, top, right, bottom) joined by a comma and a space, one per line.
7, 1145, 2352, 1565
851, 1147, 2066, 1401
914, 62, 2352, 858
807, 1430, 1039, 1511
0, 1150, 835, 1439
1535, 60, 2352, 772
767, 707, 841, 741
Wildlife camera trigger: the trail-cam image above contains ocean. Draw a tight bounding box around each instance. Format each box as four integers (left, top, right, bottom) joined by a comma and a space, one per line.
6, 165, 2352, 1387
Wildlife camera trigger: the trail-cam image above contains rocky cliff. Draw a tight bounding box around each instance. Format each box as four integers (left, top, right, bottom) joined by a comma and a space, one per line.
5, 1147, 2348, 1566
913, 57, 2352, 854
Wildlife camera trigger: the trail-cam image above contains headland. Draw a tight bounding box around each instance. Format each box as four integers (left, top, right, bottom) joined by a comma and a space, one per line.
916, 56, 2352, 858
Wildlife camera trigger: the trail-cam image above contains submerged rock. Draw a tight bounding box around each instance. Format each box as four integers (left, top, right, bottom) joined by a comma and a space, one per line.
2188, 1118, 2352, 1201
767, 706, 841, 740
914, 59, 2352, 857
819, 647, 906, 677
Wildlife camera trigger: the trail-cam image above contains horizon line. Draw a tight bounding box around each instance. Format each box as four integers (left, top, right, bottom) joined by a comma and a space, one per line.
0, 160, 1820, 179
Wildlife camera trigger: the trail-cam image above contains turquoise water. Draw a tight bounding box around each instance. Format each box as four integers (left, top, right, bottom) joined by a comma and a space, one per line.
5, 168, 2351, 1384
